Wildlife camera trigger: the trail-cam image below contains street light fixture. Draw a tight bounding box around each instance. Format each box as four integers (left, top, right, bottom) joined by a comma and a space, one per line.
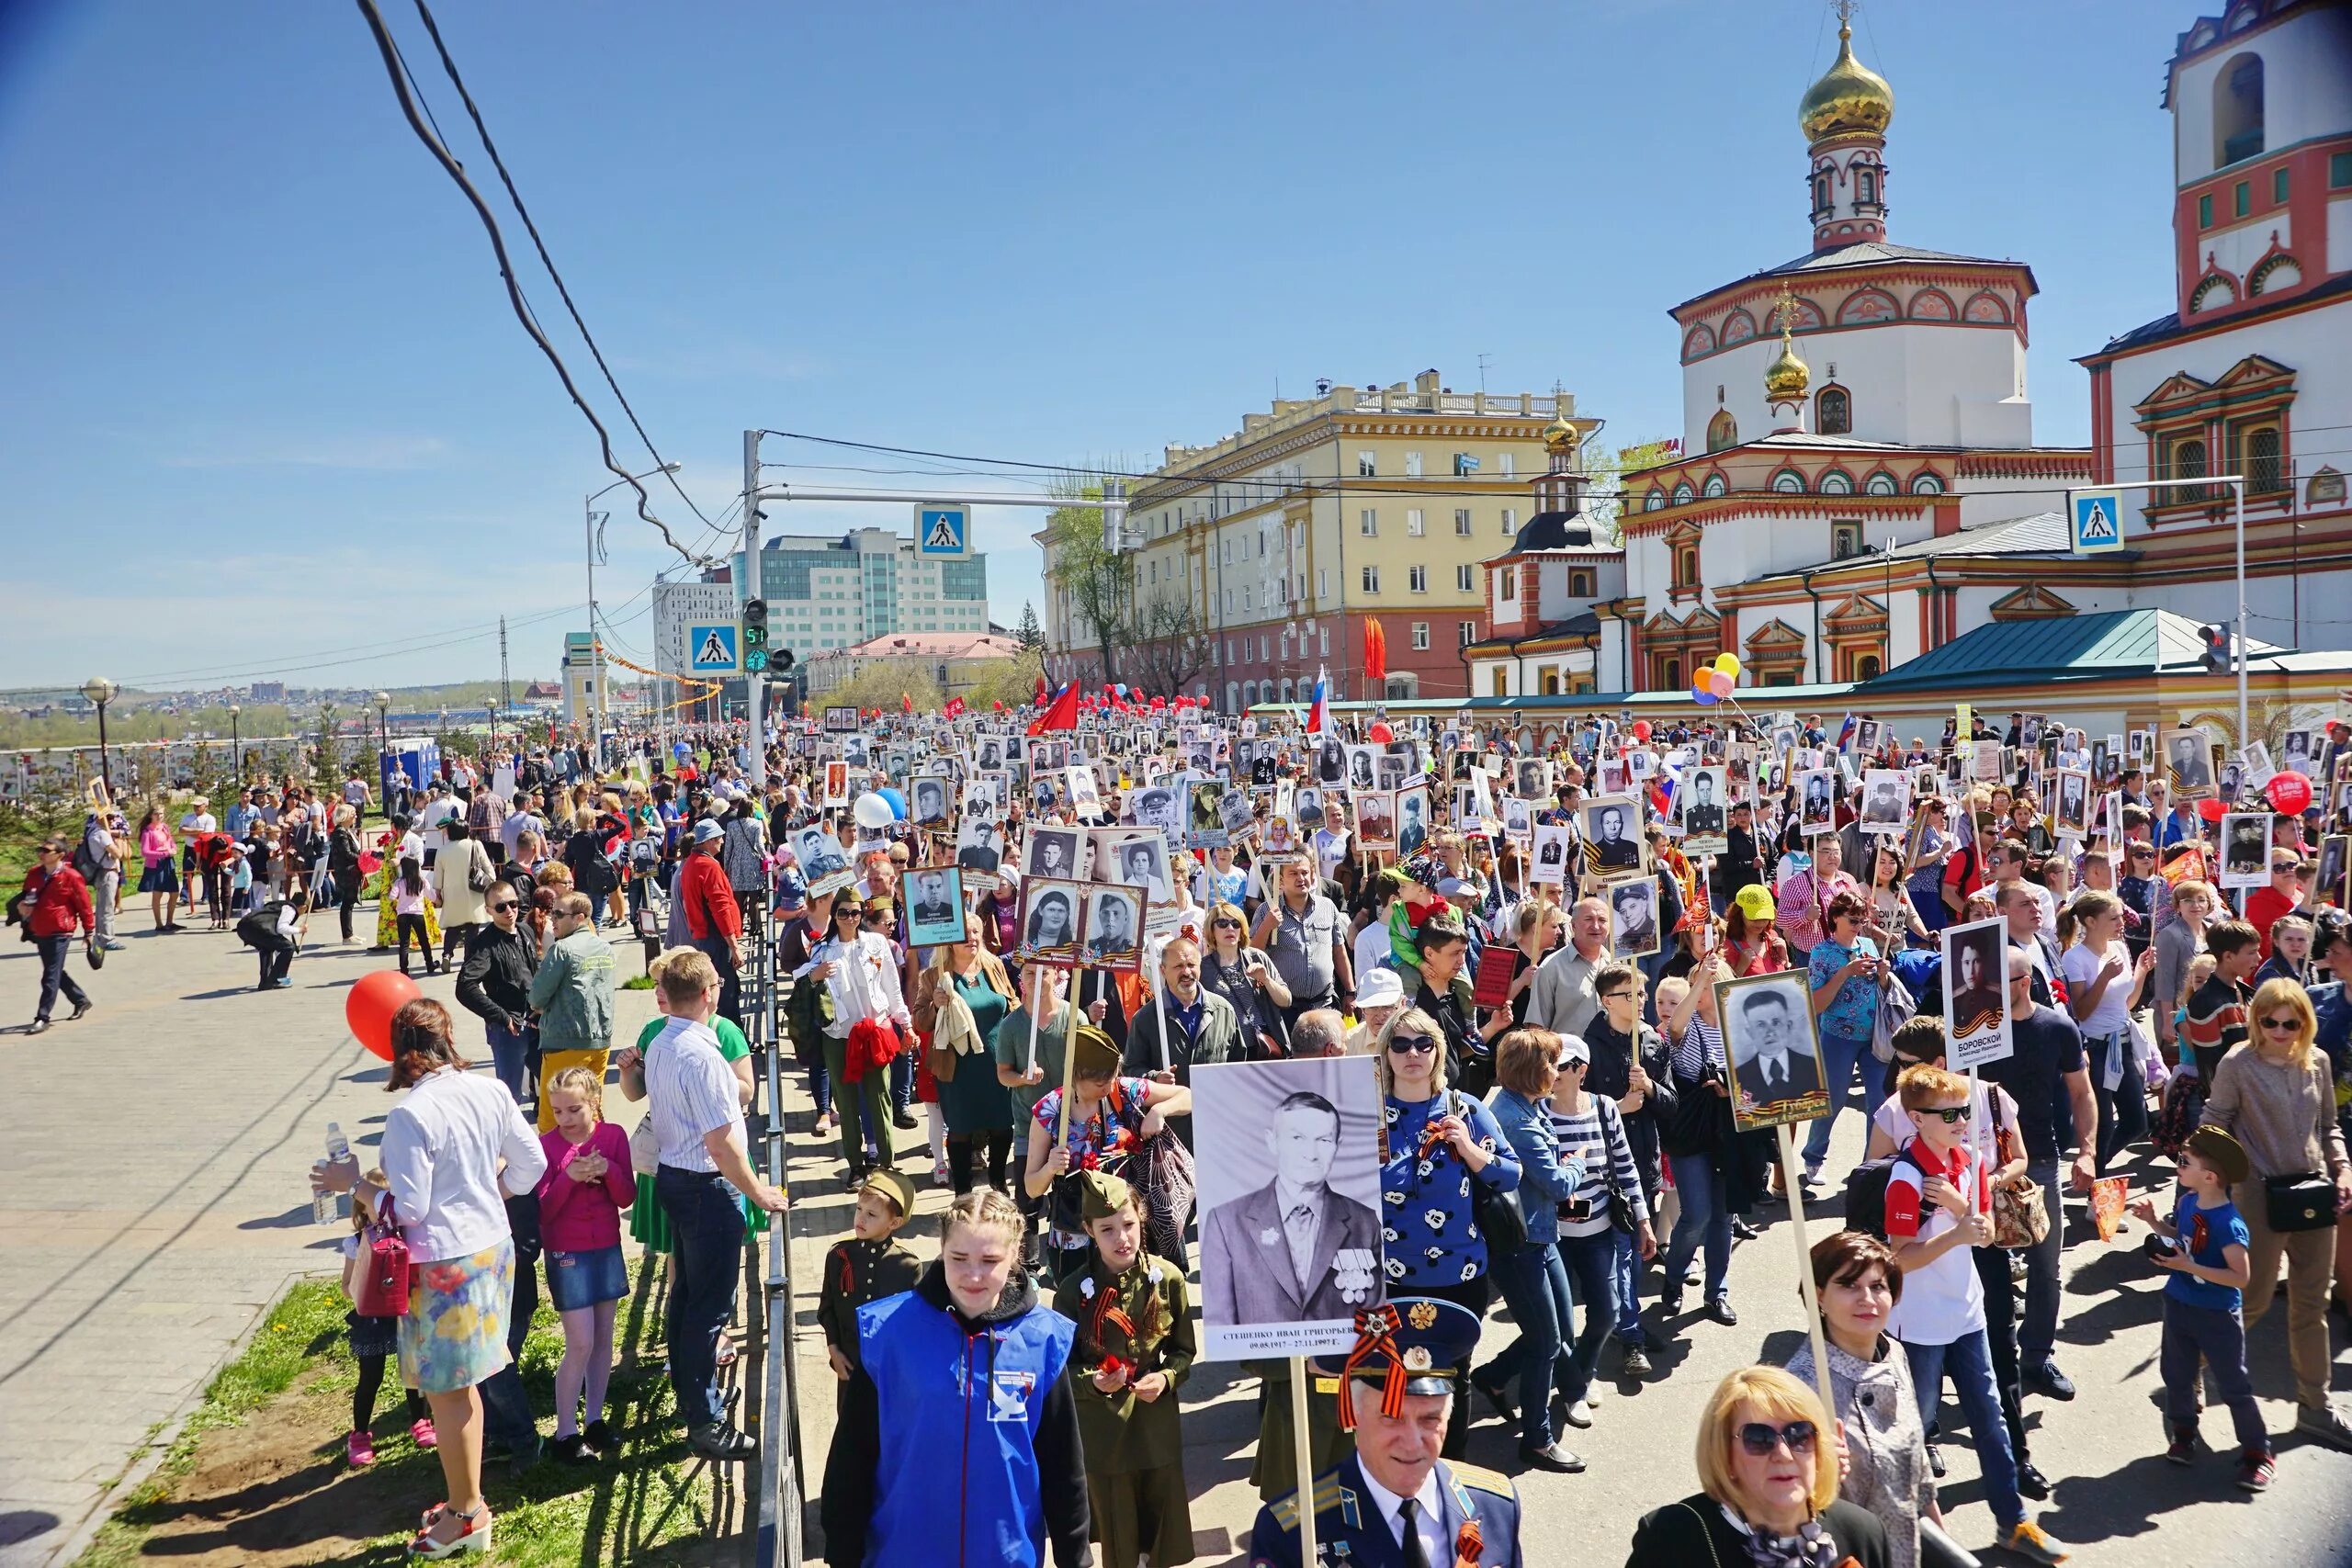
584, 462, 684, 771
82, 677, 118, 798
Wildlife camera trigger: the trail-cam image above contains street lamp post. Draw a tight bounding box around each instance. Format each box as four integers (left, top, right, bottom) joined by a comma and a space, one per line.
227, 704, 241, 786
585, 463, 684, 773
373, 692, 390, 818
82, 677, 118, 799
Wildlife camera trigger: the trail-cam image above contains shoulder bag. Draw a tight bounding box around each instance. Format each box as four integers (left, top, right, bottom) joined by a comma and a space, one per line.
466, 842, 493, 894
2265, 1170, 2336, 1232
1988, 1090, 2050, 1249
352, 1197, 413, 1317
1457, 1091, 1528, 1254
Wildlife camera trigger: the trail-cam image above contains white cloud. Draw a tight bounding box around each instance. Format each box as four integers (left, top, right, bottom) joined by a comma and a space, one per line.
158, 434, 453, 472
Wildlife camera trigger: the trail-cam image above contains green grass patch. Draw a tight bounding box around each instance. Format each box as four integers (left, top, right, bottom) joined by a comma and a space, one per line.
622, 974, 657, 990
0, 802, 84, 888
75, 1255, 729, 1567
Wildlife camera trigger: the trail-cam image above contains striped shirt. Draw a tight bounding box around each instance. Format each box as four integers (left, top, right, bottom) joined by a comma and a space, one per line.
1545, 1096, 1650, 1238
1671, 1017, 1725, 1083
644, 1015, 743, 1173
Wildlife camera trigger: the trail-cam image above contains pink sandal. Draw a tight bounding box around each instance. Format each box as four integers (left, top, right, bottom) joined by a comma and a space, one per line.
410, 1416, 438, 1450
346, 1429, 376, 1467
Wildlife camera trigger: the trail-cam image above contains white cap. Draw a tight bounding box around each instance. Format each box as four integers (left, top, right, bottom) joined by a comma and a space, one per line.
1354, 968, 1406, 1010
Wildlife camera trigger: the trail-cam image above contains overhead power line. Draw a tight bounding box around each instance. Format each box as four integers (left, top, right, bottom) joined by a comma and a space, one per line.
351, 0, 704, 568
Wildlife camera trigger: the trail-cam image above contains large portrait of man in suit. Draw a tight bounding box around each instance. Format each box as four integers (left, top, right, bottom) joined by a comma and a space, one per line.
1194, 1055, 1385, 1359
1719, 972, 1824, 1132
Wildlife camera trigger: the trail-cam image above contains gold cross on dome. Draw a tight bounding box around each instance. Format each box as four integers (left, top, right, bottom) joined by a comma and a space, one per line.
1773, 285, 1802, 338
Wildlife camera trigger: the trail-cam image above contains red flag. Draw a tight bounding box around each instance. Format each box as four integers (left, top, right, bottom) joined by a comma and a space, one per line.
1363, 617, 1388, 682
900, 692, 913, 713
944, 696, 967, 719
1027, 681, 1080, 736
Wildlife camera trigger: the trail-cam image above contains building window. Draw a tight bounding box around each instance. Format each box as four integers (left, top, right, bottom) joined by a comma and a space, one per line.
1702, 473, 1727, 498
1819, 470, 1854, 495
1832, 521, 1863, 559
2243, 424, 2284, 494
1499, 452, 1515, 479
1656, 656, 1684, 692
1540, 668, 1561, 695
1673, 481, 1695, 505
1360, 509, 1378, 536
1864, 470, 1898, 496
1459, 621, 1478, 647
1569, 570, 1592, 596
2166, 435, 2209, 501
1499, 566, 1518, 602
1811, 171, 1831, 218
2334, 152, 2352, 188
1454, 509, 1473, 536
1319, 627, 1329, 656
2199, 193, 2213, 228
1405, 451, 1424, 478
1363, 566, 1381, 593
1408, 565, 1429, 592
1358, 451, 1377, 477
1453, 453, 1479, 478
1673, 545, 1699, 589
1645, 488, 1667, 511
1708, 410, 1738, 452
1455, 565, 1475, 592
1411, 622, 1430, 650
1242, 586, 1252, 610
1407, 509, 1426, 536
1501, 507, 1517, 535
2273, 166, 2290, 203
2234, 179, 2250, 217
1317, 569, 1329, 599
1491, 668, 1510, 697
2215, 52, 2264, 166
1771, 469, 1806, 493
1817, 386, 1852, 434
1857, 165, 1877, 205
1850, 652, 1883, 682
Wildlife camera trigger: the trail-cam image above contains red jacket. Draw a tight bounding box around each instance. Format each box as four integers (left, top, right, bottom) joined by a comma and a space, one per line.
678, 849, 742, 943
20, 864, 94, 939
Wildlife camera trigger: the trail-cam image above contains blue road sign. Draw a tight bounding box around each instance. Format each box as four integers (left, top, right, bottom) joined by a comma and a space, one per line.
689, 624, 741, 672
918, 504, 969, 555
2069, 489, 2124, 554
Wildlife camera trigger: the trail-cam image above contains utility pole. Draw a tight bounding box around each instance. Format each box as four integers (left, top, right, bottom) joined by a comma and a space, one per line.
499, 615, 512, 726
743, 429, 766, 786
583, 499, 605, 769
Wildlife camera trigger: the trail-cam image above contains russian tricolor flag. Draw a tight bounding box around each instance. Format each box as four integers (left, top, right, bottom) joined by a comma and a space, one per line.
1307, 665, 1332, 737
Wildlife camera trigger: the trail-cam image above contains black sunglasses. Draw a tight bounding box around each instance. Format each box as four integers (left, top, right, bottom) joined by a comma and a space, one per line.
1387, 1033, 1438, 1055
1737, 1419, 1818, 1457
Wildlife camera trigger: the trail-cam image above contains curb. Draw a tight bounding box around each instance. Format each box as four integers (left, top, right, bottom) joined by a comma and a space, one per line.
40, 1268, 323, 1568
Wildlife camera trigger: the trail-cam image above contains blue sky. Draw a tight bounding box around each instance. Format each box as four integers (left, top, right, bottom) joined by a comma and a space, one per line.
0, 0, 2190, 691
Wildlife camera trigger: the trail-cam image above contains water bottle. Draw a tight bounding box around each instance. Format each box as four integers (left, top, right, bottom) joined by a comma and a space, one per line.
314, 1122, 350, 1224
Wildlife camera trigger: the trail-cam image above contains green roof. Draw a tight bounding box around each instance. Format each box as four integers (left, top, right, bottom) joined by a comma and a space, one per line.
1852, 609, 2262, 695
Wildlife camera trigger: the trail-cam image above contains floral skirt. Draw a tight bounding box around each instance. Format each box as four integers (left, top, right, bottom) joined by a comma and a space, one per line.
398, 1239, 514, 1395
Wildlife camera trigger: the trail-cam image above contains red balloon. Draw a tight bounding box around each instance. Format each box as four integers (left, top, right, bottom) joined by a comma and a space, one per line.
1367, 721, 1395, 743
2197, 796, 2228, 823
1630, 720, 1653, 742
346, 969, 421, 1062
2266, 770, 2313, 815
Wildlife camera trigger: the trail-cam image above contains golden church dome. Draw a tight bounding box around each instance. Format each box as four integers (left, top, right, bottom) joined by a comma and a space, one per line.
1541, 412, 1579, 453
1799, 20, 1894, 143
1765, 335, 1811, 402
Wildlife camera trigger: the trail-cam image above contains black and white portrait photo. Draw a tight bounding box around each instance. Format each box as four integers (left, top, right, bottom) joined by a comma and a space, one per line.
1608, 875, 1659, 958
2282, 729, 2314, 777
2053, 768, 2091, 838
2318, 835, 2348, 908
1582, 795, 1644, 874
796, 825, 851, 886
1193, 1055, 1385, 1360
1855, 718, 1883, 757
1018, 877, 1083, 964
1096, 829, 1171, 903
1798, 769, 1837, 834
1716, 971, 1824, 1131
1680, 765, 1728, 854
906, 867, 967, 949
1027, 739, 1069, 774
1217, 786, 1257, 838
1352, 789, 1395, 851
1080, 883, 1143, 971
1514, 759, 1549, 800
1189, 782, 1229, 849
841, 734, 870, 768
1502, 796, 1533, 842
1396, 785, 1429, 856
1066, 764, 1102, 818
976, 737, 1005, 771
1374, 750, 1408, 792
1025, 827, 1081, 884
1858, 769, 1908, 834
1343, 745, 1376, 792
1292, 785, 1323, 828
1135, 784, 1182, 842
911, 773, 951, 828
1530, 824, 1572, 886
1316, 739, 1347, 788
955, 810, 1002, 877
2220, 812, 2271, 889
1942, 916, 2011, 1071
2166, 728, 2214, 797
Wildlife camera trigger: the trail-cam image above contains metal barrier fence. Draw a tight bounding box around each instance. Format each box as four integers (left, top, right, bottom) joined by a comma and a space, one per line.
742, 901, 806, 1567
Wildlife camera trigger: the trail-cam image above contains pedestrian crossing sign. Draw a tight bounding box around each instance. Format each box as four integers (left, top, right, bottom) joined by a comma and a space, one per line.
688, 623, 740, 673
917, 504, 970, 556
2069, 489, 2124, 554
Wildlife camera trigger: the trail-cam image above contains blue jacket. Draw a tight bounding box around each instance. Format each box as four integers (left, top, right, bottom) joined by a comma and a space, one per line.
1250, 1451, 1523, 1568
1490, 1087, 1577, 1246
821, 1265, 1087, 1568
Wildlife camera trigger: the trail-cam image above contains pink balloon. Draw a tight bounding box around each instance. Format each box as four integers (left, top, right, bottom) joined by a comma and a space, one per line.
1707, 668, 1736, 697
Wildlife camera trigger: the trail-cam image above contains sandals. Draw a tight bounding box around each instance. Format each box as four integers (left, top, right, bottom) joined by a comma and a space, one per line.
408, 1504, 491, 1559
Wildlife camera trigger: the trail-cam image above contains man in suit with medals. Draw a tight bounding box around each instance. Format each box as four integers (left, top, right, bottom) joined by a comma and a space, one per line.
1250, 1296, 1523, 1566
1203, 1092, 1383, 1331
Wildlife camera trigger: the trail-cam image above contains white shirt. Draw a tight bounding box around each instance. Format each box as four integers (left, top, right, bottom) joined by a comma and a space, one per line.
813, 931, 909, 1037
179, 811, 216, 835
1351, 920, 1395, 987
380, 1066, 546, 1262
1313, 827, 1351, 881
643, 1016, 743, 1174
2060, 942, 2134, 1037
399, 829, 425, 869
1352, 1461, 1445, 1566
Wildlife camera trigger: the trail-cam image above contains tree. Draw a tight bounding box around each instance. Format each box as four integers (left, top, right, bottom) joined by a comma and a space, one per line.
1583, 437, 1683, 544
1015, 602, 1045, 656
826, 663, 944, 715
1127, 592, 1214, 700
1043, 489, 1134, 689
962, 649, 1046, 713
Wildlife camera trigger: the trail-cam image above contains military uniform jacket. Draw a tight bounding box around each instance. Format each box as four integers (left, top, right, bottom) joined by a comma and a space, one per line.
1051, 1253, 1194, 1473
1249, 1452, 1522, 1568
815, 1235, 922, 1360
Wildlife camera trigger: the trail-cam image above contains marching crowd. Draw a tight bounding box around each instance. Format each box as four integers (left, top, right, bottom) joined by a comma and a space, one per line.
17, 705, 2352, 1566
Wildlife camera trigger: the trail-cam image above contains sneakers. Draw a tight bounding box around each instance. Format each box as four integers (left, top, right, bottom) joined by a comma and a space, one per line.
2164, 1428, 2199, 1465
2236, 1447, 2276, 1492
2001, 1518, 2071, 1565
411, 1416, 438, 1450
2296, 1401, 2352, 1451
1621, 1344, 1654, 1379
2026, 1359, 2077, 1402
346, 1428, 376, 1467
687, 1422, 757, 1461
1730, 1216, 1759, 1241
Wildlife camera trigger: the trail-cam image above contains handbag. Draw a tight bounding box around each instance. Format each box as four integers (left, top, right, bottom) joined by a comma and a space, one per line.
1458, 1091, 1528, 1253
628, 1112, 661, 1177
2265, 1170, 2336, 1233
352, 1198, 413, 1317
1984, 1089, 2049, 1249
467, 845, 493, 894
1870, 969, 1917, 1066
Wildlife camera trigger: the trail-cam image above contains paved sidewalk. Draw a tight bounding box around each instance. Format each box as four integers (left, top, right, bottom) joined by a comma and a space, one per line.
0, 913, 656, 1567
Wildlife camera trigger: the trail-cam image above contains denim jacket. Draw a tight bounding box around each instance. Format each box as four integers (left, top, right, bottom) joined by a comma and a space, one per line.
1490, 1086, 1576, 1247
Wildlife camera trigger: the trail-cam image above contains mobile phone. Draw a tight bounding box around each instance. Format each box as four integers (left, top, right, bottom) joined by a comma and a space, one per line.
1557, 1197, 1592, 1223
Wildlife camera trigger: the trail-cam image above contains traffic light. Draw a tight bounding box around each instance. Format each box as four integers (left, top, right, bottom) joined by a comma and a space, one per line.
2200, 623, 2231, 674
741, 598, 769, 672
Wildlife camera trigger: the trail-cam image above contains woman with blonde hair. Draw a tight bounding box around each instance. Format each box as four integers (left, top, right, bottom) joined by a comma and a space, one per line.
920, 913, 1019, 1194
1625, 1364, 1890, 1568
2200, 977, 2352, 1450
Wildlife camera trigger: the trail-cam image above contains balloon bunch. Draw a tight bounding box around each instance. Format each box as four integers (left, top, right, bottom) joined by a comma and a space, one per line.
1690, 651, 1743, 706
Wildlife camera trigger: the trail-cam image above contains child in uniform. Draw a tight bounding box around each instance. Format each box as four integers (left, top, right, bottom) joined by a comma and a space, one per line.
818, 1168, 923, 1396
1051, 1170, 1194, 1568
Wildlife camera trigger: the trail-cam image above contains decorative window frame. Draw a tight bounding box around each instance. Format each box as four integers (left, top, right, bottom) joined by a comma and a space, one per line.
1707, 410, 1739, 452
1863, 469, 1899, 496
1816, 384, 1854, 435
1770, 468, 1809, 494
1835, 288, 1899, 326
1702, 471, 1729, 498
1962, 289, 2012, 325
1818, 468, 1856, 496
1908, 288, 1956, 321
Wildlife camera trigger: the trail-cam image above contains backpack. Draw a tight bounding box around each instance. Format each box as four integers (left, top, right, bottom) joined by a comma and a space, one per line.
72, 829, 105, 884
782, 969, 835, 1065
1841, 1142, 1926, 1239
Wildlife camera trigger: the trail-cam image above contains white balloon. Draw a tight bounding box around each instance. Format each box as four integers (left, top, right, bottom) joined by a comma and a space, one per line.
853, 793, 895, 831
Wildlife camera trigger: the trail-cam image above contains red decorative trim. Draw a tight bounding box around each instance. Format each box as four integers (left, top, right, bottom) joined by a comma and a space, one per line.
1909, 288, 1957, 321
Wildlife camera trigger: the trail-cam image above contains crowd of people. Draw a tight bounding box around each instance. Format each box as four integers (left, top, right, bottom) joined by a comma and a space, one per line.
24, 705, 2352, 1564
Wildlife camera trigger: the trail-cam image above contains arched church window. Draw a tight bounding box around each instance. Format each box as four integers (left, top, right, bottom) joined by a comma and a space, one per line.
1819, 470, 1854, 496
1645, 488, 1666, 512
2214, 53, 2264, 166
1856, 166, 1877, 205
1863, 471, 1898, 496
2169, 436, 2208, 502
1702, 473, 1728, 498
1771, 469, 1806, 494
1817, 386, 1852, 435
1672, 481, 1696, 505
1707, 410, 1738, 453
1908, 473, 1945, 496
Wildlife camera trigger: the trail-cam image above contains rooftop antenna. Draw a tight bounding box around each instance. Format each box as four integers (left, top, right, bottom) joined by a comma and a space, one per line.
1477, 353, 1493, 394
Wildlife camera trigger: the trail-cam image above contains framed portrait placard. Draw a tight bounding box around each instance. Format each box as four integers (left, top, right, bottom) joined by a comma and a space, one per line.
1715, 969, 1827, 1134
